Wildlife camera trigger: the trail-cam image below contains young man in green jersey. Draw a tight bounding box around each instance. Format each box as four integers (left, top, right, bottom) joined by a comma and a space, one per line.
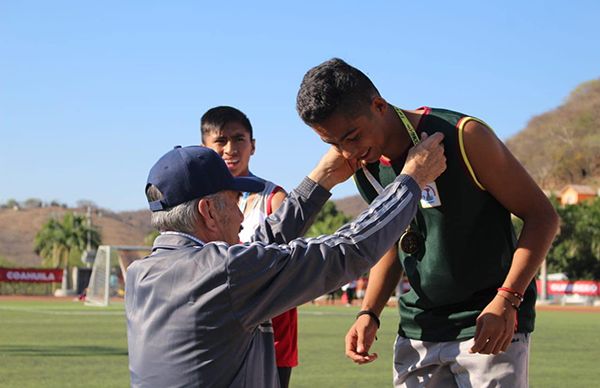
296, 58, 559, 387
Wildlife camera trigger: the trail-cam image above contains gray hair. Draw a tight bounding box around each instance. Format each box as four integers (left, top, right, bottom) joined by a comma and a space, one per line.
150, 198, 201, 235
146, 184, 228, 234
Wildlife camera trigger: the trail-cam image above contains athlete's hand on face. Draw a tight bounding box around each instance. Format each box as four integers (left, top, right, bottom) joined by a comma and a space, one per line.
309, 146, 362, 191
344, 314, 379, 364
470, 294, 517, 355
401, 132, 446, 190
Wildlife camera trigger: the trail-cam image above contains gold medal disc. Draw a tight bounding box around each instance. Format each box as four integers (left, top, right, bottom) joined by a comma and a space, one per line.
400, 230, 421, 254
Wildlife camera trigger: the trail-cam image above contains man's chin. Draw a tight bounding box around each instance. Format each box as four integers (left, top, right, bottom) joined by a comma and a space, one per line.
227, 166, 241, 176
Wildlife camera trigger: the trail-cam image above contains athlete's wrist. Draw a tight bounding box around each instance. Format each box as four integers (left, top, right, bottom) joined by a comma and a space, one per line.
356, 310, 380, 328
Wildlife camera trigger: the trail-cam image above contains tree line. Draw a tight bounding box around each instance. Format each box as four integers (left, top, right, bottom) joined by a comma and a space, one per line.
23, 197, 599, 284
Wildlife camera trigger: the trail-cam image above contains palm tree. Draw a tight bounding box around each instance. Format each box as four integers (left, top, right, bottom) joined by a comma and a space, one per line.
34, 212, 101, 288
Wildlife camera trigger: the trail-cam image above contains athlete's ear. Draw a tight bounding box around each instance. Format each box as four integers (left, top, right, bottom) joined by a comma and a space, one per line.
251, 138, 256, 156
371, 96, 388, 115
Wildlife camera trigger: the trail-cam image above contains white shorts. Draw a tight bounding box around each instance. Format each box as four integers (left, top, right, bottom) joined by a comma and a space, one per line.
393, 333, 530, 388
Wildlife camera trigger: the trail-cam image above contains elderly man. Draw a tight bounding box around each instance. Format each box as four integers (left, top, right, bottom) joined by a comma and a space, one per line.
126, 139, 445, 387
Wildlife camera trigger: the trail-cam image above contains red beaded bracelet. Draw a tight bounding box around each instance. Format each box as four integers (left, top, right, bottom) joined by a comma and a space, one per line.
497, 293, 520, 311
497, 287, 524, 302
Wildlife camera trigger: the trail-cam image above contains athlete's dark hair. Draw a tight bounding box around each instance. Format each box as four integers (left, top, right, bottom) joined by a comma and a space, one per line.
296, 58, 380, 125
200, 106, 253, 142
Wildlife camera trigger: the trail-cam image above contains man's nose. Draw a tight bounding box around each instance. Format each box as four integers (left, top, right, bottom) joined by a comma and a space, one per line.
224, 141, 237, 155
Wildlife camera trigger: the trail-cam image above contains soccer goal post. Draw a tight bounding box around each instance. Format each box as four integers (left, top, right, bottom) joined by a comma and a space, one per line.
85, 245, 151, 307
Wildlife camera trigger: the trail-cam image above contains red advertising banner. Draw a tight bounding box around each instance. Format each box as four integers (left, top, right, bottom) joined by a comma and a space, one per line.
536, 280, 600, 296
0, 268, 63, 283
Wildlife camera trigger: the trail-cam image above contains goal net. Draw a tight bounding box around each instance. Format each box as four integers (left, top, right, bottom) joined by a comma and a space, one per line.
85, 245, 151, 306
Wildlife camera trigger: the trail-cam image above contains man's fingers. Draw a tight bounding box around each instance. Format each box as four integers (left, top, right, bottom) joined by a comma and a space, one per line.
345, 329, 358, 356
470, 319, 486, 353
421, 131, 444, 146
498, 334, 512, 353
347, 351, 379, 364
345, 331, 378, 364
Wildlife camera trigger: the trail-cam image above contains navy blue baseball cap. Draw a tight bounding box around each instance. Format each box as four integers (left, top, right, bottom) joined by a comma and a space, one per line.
146, 145, 265, 212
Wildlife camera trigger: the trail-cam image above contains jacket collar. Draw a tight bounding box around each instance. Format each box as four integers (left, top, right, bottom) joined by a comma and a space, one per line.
152, 232, 205, 252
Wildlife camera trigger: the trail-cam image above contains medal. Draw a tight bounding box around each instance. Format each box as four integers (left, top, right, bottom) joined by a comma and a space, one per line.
399, 229, 422, 255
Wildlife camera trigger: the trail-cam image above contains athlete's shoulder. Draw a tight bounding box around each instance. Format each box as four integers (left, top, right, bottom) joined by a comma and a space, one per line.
426, 107, 472, 125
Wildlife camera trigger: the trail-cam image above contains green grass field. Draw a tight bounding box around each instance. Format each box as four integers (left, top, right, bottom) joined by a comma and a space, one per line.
0, 300, 598, 387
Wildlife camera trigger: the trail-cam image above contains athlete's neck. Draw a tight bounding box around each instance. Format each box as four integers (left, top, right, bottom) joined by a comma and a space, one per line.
382, 105, 422, 161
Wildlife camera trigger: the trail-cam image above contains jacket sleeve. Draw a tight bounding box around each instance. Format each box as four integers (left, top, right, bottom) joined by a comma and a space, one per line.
226, 174, 421, 329
250, 177, 331, 245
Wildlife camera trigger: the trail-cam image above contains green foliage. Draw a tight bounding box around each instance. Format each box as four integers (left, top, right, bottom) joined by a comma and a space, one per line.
23, 198, 43, 208
144, 230, 160, 246
0, 282, 54, 295
511, 216, 524, 238
306, 201, 351, 237
547, 198, 600, 279
3, 198, 19, 208
0, 256, 16, 268
34, 212, 101, 269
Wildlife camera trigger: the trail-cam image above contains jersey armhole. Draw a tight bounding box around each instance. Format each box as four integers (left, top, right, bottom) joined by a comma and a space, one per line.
266, 186, 284, 216
457, 116, 488, 191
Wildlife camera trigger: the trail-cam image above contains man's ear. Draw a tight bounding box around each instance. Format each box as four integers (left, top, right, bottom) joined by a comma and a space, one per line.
198, 198, 217, 231
371, 96, 388, 116
251, 138, 256, 156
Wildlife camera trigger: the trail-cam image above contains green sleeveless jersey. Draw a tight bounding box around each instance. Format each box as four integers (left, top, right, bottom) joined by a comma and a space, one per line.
354, 107, 536, 341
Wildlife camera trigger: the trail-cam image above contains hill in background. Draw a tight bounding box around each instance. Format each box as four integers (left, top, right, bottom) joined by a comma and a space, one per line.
3, 77, 599, 267
0, 207, 153, 267
506, 78, 600, 190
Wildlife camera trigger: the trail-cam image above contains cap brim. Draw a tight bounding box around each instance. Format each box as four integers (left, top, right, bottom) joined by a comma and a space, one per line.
231, 176, 265, 193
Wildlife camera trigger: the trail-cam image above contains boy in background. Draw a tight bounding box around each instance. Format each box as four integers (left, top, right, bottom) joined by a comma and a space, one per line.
201, 106, 296, 388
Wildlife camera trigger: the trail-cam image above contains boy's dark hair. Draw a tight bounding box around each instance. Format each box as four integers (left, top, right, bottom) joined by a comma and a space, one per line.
296, 58, 380, 125
201, 106, 253, 142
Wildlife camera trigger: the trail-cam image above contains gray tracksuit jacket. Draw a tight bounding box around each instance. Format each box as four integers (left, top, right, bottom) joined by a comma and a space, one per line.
126, 175, 420, 387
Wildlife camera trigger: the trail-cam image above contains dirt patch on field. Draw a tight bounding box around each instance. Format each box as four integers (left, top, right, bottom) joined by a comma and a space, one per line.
535, 304, 600, 313
0, 295, 76, 302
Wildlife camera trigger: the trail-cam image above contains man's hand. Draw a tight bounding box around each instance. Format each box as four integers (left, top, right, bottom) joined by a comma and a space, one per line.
400, 132, 446, 189
469, 295, 517, 355
344, 314, 379, 364
308, 146, 361, 191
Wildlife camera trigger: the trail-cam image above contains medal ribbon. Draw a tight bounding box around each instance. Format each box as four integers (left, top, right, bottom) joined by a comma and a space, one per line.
360, 105, 421, 194
392, 105, 420, 146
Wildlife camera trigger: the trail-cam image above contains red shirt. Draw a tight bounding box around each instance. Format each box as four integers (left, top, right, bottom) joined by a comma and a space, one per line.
272, 307, 298, 367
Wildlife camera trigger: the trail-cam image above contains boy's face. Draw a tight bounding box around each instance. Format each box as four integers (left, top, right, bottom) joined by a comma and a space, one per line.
203, 122, 255, 177
311, 103, 387, 164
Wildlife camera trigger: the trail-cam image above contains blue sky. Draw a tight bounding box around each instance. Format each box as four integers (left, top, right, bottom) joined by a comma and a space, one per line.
1, 1, 599, 211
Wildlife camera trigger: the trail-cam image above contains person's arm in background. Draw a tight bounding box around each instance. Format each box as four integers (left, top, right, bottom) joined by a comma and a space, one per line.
269, 189, 287, 214
252, 147, 360, 245
462, 121, 559, 355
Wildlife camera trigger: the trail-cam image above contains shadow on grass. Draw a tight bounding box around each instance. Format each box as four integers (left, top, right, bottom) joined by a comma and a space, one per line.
0, 345, 128, 357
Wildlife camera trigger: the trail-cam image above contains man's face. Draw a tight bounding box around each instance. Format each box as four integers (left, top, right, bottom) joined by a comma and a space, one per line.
311, 108, 386, 164
213, 190, 244, 245
203, 122, 255, 177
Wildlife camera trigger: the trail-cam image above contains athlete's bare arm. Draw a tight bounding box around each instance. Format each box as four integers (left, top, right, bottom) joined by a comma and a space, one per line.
344, 245, 403, 364
462, 121, 559, 355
